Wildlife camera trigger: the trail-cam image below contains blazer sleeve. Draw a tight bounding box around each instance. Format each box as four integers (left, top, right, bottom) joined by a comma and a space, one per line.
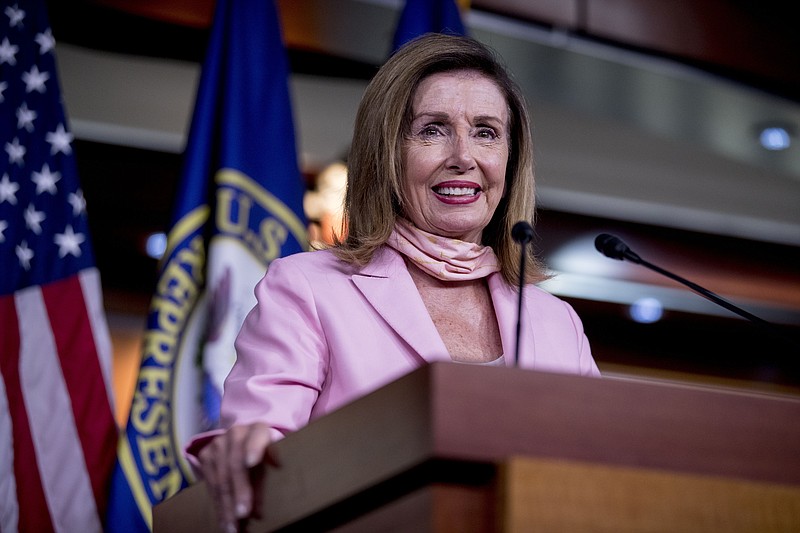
227, 258, 329, 434
185, 257, 329, 462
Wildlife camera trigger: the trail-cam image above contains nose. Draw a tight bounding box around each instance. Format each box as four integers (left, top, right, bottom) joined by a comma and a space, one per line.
445, 132, 476, 172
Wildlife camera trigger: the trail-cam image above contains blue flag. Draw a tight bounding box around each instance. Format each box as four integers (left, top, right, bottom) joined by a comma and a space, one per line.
105, 0, 307, 530
392, 0, 467, 53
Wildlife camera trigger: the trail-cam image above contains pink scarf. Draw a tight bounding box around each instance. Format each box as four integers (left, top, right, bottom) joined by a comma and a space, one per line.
387, 218, 500, 281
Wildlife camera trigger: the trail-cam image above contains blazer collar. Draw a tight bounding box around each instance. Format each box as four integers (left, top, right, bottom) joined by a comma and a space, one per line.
351, 247, 530, 367
351, 247, 450, 363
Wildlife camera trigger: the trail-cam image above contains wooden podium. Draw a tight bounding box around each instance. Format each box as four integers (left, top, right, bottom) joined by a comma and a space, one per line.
155, 363, 800, 532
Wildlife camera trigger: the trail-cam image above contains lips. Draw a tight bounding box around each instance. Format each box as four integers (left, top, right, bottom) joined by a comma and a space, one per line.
431, 181, 482, 204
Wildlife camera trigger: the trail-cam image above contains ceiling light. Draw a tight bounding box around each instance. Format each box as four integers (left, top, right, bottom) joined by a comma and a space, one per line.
629, 297, 663, 323
145, 232, 167, 259
758, 126, 791, 151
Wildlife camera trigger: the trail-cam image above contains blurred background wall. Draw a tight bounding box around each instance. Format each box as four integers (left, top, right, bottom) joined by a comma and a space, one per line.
43, 0, 800, 425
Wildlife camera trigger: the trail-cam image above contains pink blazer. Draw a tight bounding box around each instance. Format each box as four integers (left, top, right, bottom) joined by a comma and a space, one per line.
186, 246, 599, 457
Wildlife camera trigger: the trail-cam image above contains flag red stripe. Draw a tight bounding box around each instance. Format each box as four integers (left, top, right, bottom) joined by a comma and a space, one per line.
42, 276, 118, 516
0, 294, 56, 533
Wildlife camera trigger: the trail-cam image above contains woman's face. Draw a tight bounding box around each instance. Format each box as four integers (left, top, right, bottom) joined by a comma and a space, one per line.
401, 69, 509, 244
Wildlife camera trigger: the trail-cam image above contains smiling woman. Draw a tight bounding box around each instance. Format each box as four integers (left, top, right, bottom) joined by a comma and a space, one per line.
183, 32, 600, 532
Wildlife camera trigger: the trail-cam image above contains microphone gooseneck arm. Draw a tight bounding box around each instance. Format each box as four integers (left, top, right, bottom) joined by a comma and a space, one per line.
594, 233, 798, 349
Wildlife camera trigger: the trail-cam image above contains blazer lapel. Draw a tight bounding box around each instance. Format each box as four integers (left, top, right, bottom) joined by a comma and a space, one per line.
351, 247, 450, 363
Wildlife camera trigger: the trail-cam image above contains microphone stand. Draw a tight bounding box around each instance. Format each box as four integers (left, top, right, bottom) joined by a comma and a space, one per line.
515, 240, 526, 367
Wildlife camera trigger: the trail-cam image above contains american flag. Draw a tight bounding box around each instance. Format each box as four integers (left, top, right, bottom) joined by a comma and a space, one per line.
0, 1, 118, 532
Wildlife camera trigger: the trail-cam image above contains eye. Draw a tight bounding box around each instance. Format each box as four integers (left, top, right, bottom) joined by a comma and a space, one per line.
476, 127, 498, 139
420, 124, 443, 137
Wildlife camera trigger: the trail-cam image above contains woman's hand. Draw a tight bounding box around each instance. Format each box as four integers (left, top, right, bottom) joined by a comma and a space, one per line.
196, 422, 278, 532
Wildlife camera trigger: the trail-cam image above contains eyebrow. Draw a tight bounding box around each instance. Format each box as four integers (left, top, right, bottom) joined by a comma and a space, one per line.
411, 111, 448, 122
411, 111, 506, 127
473, 114, 506, 127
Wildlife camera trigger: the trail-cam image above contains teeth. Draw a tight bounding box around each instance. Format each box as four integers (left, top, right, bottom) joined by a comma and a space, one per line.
435, 186, 478, 196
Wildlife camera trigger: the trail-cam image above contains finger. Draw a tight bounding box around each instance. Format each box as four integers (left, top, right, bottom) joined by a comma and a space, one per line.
202, 432, 242, 533
226, 426, 254, 521
242, 423, 273, 520
244, 423, 273, 467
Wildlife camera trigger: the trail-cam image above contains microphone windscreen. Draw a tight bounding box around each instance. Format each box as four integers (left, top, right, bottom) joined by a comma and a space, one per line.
511, 221, 534, 244
594, 233, 628, 260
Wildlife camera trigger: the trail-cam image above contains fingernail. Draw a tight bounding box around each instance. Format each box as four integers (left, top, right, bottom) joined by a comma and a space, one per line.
245, 451, 259, 467
236, 502, 248, 518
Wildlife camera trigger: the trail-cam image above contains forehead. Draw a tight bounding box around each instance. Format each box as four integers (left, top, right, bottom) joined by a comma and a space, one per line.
411, 69, 508, 116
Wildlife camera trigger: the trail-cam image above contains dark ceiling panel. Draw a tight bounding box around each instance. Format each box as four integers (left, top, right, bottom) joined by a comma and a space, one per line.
584, 0, 800, 102
51, 0, 800, 102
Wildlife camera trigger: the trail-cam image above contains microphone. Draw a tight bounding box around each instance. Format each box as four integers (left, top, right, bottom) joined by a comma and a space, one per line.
511, 221, 535, 366
594, 233, 798, 348
594, 233, 642, 263
512, 220, 534, 245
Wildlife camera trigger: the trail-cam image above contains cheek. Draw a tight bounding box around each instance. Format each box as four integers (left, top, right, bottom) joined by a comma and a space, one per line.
404, 148, 439, 185
490, 153, 509, 199
401, 157, 428, 203
489, 152, 509, 187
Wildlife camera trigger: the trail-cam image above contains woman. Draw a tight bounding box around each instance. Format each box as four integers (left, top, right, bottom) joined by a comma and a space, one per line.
188, 32, 600, 532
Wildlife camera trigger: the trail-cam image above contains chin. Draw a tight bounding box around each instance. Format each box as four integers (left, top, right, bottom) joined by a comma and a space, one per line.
438, 218, 490, 237
440, 227, 484, 243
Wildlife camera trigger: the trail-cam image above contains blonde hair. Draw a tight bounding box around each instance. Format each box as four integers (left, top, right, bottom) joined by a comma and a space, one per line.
333, 32, 547, 285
